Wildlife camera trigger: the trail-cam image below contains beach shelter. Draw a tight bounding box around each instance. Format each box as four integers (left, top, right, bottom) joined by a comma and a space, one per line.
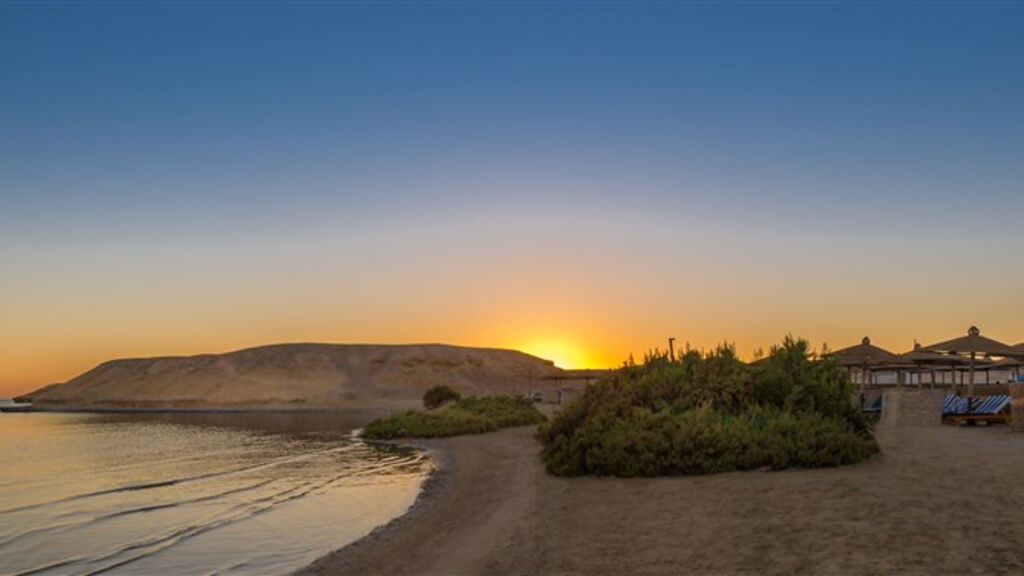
995, 347, 1024, 382
901, 343, 970, 388
920, 327, 1021, 396
829, 337, 907, 394
976, 355, 1000, 385
1015, 344, 1024, 381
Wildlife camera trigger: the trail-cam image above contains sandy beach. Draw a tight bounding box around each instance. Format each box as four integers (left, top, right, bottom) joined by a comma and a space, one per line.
299, 423, 1024, 575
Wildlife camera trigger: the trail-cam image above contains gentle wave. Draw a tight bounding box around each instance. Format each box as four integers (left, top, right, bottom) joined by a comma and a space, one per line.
0, 444, 365, 516
73, 455, 425, 576
0, 480, 277, 551
0, 412, 430, 576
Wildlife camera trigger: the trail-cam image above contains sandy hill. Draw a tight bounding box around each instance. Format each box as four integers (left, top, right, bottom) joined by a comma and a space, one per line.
22, 344, 564, 411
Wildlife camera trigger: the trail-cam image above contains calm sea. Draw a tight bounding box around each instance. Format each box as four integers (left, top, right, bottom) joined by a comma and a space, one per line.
0, 410, 430, 576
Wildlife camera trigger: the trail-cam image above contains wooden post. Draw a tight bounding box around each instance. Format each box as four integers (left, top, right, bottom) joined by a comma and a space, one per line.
968, 352, 976, 397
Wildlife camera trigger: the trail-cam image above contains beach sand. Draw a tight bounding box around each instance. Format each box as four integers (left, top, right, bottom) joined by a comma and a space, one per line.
298, 424, 1024, 575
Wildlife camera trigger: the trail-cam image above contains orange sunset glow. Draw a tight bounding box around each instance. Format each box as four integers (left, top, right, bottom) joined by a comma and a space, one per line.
4, 282, 1022, 398
3, 4, 1023, 402
6, 4, 1024, 576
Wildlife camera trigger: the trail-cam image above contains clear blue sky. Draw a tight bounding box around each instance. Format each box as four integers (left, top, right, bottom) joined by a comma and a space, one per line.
2, 2, 1023, 393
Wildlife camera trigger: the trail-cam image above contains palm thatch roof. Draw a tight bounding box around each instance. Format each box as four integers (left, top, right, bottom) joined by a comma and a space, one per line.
902, 343, 971, 366
920, 326, 1020, 357
1005, 344, 1024, 368
829, 337, 906, 367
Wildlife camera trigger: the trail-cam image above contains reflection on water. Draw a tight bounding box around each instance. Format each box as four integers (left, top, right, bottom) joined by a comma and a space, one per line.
0, 412, 430, 575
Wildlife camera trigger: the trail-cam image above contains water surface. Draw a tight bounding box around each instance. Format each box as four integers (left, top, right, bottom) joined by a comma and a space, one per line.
0, 411, 429, 575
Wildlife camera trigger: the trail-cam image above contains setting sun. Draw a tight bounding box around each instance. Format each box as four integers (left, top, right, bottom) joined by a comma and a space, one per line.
520, 340, 593, 370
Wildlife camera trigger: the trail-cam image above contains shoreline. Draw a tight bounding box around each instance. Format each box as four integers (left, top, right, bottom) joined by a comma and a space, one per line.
294, 441, 454, 575
0, 401, 420, 415
296, 424, 1024, 575
295, 425, 551, 576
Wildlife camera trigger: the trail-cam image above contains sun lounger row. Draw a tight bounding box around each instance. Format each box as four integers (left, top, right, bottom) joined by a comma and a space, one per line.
943, 394, 1010, 415
943, 394, 1011, 424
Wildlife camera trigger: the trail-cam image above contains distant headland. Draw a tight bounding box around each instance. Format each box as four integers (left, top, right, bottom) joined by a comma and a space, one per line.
15, 343, 565, 412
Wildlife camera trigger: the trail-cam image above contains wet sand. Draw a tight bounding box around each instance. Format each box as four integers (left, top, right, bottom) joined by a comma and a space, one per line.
298, 424, 1024, 575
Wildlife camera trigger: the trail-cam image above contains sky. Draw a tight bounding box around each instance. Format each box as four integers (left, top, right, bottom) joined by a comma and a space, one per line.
2, 1, 1023, 397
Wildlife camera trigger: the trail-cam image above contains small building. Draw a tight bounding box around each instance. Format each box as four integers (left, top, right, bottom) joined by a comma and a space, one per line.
540, 369, 609, 405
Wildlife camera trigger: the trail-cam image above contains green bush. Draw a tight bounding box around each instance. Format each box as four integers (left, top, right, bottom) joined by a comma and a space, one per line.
422, 385, 462, 409
364, 395, 546, 439
539, 338, 878, 477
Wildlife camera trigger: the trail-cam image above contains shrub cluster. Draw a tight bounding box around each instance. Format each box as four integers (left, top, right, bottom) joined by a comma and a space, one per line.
363, 395, 546, 439
422, 385, 462, 409
539, 337, 878, 477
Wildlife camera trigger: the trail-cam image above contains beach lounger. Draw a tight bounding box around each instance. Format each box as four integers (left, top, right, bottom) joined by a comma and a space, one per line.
943, 394, 969, 416
946, 394, 1011, 425
862, 395, 882, 413
971, 394, 1011, 415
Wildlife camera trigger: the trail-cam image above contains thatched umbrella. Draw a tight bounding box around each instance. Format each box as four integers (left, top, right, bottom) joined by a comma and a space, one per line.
976, 355, 999, 385
993, 350, 1023, 382
1016, 344, 1024, 381
920, 326, 1020, 396
901, 343, 970, 388
830, 337, 907, 395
